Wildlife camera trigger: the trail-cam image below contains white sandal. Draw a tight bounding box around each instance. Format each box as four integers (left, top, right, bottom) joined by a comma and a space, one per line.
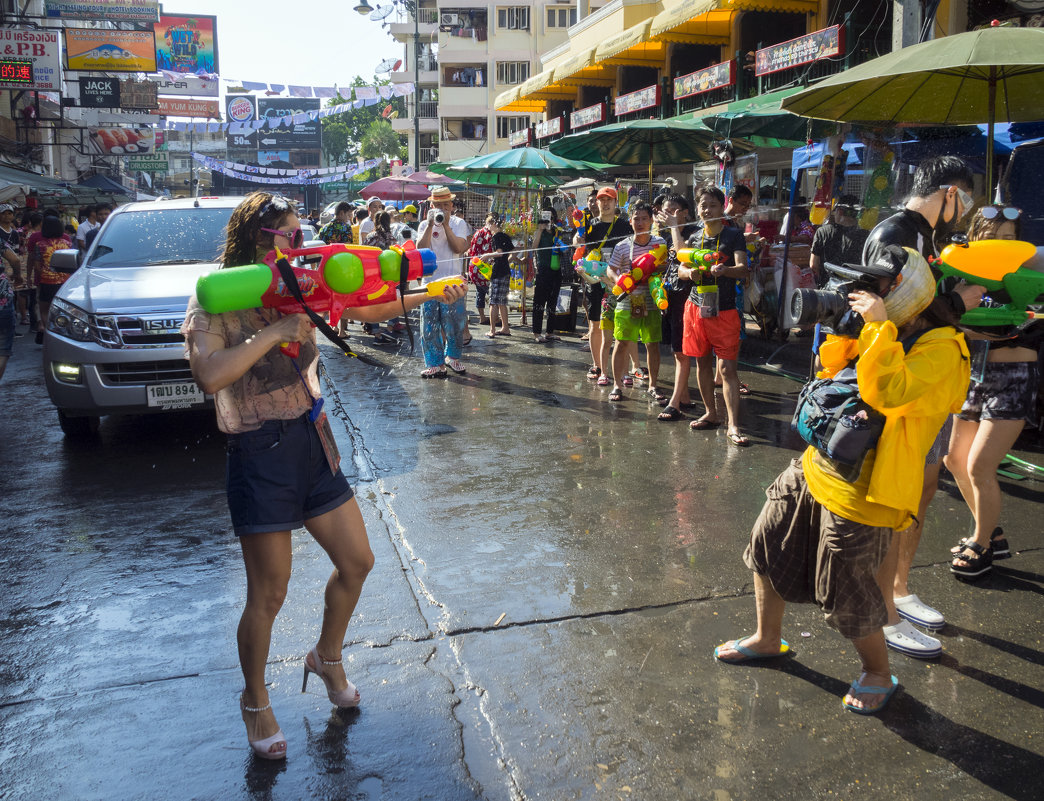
240, 696, 287, 760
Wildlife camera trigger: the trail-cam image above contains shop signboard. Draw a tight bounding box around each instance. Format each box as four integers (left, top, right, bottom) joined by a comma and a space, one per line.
674, 61, 734, 100
126, 152, 169, 172
154, 14, 219, 74
257, 97, 321, 149
535, 116, 563, 139
157, 97, 220, 118
65, 28, 157, 73
145, 72, 218, 97
259, 150, 292, 165
0, 59, 33, 87
0, 28, 60, 91
508, 127, 531, 147
120, 78, 158, 110
755, 25, 843, 76
46, 0, 159, 22
570, 102, 605, 130
614, 84, 659, 117
80, 77, 120, 107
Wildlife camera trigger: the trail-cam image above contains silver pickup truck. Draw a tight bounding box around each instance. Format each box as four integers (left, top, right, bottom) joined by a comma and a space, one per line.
43, 196, 241, 438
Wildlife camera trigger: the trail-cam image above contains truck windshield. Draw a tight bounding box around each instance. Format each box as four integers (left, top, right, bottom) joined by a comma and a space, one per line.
88, 207, 232, 268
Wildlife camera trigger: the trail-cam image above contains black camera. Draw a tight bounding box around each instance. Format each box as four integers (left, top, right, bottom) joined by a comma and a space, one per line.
790, 262, 882, 337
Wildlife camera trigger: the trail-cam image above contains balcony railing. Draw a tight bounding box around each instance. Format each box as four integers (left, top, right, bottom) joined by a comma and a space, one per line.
417, 7, 438, 24
408, 100, 439, 119
418, 146, 439, 166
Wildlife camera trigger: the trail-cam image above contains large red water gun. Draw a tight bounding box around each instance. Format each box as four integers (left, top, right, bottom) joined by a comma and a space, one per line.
611, 243, 668, 297
196, 241, 460, 357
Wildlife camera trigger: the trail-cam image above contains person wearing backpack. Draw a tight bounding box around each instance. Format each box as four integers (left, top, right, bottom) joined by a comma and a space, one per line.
713, 246, 970, 715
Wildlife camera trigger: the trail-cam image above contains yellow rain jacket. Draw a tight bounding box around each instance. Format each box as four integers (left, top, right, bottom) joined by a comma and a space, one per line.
803, 321, 970, 530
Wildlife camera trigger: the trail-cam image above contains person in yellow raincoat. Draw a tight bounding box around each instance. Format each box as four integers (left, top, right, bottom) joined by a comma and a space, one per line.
713, 246, 970, 715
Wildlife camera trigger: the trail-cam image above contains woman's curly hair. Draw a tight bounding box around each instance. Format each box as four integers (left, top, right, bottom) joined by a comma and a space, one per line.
220, 192, 296, 268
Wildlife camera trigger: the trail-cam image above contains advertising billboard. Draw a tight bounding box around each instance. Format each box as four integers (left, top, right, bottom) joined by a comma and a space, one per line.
157, 97, 220, 118
225, 94, 257, 151
87, 127, 155, 155
79, 77, 120, 108
65, 28, 157, 73
146, 72, 218, 97
0, 28, 61, 91
154, 14, 218, 74
257, 98, 321, 149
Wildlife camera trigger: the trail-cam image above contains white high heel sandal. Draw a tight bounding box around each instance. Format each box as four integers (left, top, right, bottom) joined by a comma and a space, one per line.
302, 646, 361, 708
240, 696, 287, 760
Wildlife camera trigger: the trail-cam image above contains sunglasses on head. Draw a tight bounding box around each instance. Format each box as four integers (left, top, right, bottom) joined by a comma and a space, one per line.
260, 227, 304, 248
980, 205, 1021, 221
260, 195, 292, 216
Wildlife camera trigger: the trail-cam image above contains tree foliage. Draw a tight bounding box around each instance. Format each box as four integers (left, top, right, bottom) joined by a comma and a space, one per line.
320, 76, 406, 170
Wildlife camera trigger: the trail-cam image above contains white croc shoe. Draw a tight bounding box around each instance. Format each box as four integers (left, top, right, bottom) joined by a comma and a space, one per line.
894, 594, 945, 631
884, 620, 942, 659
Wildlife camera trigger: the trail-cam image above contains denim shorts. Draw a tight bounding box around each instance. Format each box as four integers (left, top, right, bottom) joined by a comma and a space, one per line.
226, 412, 353, 536
0, 305, 14, 358
959, 360, 1039, 427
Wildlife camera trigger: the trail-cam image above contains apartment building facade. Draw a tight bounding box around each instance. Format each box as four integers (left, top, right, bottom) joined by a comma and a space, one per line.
389, 0, 598, 168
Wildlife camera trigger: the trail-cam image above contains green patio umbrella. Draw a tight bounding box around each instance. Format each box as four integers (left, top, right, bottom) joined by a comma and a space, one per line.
547, 118, 751, 195
702, 109, 840, 148
781, 25, 1044, 193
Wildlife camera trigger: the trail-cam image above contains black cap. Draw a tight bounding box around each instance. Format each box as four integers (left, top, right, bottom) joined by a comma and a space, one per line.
858, 244, 908, 279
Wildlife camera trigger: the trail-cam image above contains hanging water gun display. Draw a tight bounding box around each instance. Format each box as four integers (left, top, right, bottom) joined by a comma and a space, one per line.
195, 242, 461, 357
809, 136, 841, 226
648, 274, 668, 310
933, 240, 1043, 328
676, 248, 726, 270
860, 146, 896, 230
611, 244, 668, 297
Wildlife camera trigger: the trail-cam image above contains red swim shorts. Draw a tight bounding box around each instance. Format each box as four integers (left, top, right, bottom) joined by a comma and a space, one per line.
682, 303, 741, 361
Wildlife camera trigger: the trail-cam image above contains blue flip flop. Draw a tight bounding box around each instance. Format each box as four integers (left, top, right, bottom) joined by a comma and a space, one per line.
843, 674, 898, 715
714, 637, 791, 663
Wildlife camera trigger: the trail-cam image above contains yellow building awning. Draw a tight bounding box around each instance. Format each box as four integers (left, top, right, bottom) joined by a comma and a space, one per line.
725, 0, 818, 11
595, 19, 653, 63
494, 84, 549, 113
552, 48, 597, 83
651, 2, 734, 45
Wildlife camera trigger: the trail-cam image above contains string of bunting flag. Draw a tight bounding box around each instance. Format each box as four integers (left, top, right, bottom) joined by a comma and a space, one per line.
192, 153, 384, 185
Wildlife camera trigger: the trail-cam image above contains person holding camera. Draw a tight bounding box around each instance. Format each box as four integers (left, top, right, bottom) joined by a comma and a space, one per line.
417, 186, 471, 377
861, 156, 985, 657
716, 246, 970, 714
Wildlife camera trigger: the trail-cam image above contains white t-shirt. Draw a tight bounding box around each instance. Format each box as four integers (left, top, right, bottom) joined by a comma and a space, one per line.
75, 220, 99, 245
417, 214, 471, 281
359, 218, 375, 238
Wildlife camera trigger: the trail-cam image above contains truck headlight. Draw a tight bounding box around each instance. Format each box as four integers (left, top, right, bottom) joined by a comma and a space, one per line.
48, 298, 93, 342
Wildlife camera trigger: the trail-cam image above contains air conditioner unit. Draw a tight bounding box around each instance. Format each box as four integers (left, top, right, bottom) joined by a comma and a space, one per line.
440, 13, 460, 25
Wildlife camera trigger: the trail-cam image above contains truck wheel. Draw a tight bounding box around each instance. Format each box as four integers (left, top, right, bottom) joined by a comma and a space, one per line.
57, 410, 100, 439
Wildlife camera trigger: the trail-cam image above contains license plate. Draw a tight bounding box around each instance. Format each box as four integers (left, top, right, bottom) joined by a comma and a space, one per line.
146, 381, 205, 409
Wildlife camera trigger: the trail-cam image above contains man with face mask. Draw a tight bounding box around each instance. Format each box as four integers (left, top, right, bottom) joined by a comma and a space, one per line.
860, 156, 984, 662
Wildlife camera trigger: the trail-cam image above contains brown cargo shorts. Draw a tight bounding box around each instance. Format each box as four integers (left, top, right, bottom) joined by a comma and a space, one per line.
743, 459, 893, 639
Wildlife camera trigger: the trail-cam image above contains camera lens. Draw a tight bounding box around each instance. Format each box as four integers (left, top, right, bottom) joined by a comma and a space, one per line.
434, 211, 445, 224
790, 287, 848, 327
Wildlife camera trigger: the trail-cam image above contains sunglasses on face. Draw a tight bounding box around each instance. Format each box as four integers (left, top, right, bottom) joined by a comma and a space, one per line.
260, 227, 304, 248
979, 205, 1021, 221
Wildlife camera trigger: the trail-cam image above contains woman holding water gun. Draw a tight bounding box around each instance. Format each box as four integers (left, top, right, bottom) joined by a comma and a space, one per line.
181, 193, 463, 761
944, 207, 1041, 579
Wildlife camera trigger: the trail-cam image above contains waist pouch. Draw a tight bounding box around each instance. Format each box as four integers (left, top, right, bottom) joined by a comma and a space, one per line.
791, 367, 884, 482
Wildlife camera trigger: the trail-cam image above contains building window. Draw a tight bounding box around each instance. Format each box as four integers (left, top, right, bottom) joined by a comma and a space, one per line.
496, 61, 530, 85
546, 7, 577, 29
497, 7, 530, 30
496, 116, 529, 139
443, 66, 487, 87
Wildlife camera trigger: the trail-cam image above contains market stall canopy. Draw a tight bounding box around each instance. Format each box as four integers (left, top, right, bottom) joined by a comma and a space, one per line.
781, 25, 1044, 189
78, 174, 133, 196
359, 175, 433, 201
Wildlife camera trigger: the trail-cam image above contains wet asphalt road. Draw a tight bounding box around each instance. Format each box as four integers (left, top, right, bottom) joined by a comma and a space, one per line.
1, 312, 1042, 801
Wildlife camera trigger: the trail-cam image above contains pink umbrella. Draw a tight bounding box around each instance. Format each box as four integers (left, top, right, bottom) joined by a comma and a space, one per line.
359, 176, 432, 202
